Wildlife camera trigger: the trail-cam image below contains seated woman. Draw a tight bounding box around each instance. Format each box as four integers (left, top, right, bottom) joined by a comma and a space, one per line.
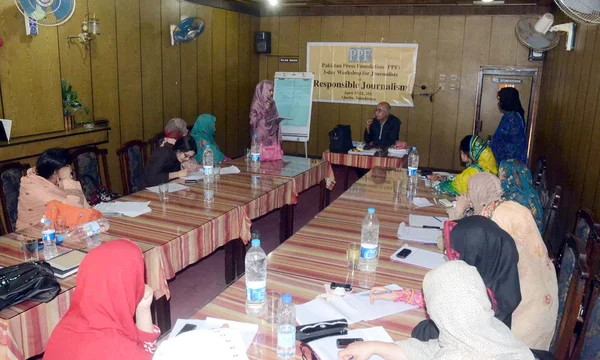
191, 114, 226, 165
44, 239, 160, 360
464, 172, 558, 350
339, 260, 534, 360
143, 135, 197, 187
250, 80, 283, 161
161, 118, 200, 172
434, 135, 497, 195
16, 148, 88, 230
499, 159, 544, 233
371, 216, 521, 342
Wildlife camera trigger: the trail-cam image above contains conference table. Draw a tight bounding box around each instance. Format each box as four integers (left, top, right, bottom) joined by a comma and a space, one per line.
179, 167, 449, 358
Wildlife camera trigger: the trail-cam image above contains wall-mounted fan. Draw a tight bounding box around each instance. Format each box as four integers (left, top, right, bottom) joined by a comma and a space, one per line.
555, 0, 600, 25
516, 13, 575, 52
170, 17, 205, 46
14, 0, 76, 26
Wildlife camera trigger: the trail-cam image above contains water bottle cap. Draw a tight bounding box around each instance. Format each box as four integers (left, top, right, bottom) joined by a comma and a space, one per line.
282, 294, 292, 304
368, 208, 375, 214
56, 235, 64, 244
251, 239, 260, 247
44, 220, 51, 225
253, 133, 258, 138
412, 146, 417, 150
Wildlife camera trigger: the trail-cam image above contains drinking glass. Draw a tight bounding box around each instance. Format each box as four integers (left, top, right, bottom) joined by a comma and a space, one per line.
22, 238, 39, 262
158, 183, 169, 202
245, 148, 251, 163
265, 291, 282, 324
214, 163, 221, 180
346, 242, 360, 270
56, 215, 67, 235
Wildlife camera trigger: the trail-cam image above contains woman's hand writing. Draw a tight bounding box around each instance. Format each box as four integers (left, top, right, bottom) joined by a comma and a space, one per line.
338, 342, 375, 360
369, 287, 397, 304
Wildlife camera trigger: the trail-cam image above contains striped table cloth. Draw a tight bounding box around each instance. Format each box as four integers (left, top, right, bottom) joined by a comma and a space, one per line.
323, 150, 407, 170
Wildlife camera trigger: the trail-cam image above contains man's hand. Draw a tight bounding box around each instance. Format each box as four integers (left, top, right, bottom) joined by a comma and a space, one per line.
365, 118, 374, 133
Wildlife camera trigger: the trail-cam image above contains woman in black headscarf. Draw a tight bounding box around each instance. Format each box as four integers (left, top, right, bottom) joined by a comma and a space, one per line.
411, 215, 522, 341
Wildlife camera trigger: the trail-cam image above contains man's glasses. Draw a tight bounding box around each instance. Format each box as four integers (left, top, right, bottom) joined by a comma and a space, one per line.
300, 342, 321, 360
373, 108, 388, 114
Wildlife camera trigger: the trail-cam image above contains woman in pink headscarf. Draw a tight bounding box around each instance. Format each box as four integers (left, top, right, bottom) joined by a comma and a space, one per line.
250, 80, 283, 161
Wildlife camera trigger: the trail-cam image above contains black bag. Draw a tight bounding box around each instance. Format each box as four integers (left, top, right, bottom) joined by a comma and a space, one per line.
0, 261, 61, 311
296, 318, 348, 343
329, 125, 353, 154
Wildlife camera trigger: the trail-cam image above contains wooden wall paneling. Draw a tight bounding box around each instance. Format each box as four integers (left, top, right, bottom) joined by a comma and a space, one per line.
453, 16, 491, 170
57, 0, 93, 127
88, 0, 122, 193
140, 0, 164, 140
226, 11, 240, 157
116, 0, 143, 143
387, 16, 415, 143
339, 16, 366, 145
488, 16, 519, 66
161, 0, 182, 123
0, 0, 62, 137
212, 9, 228, 153
298, 16, 322, 156
316, 16, 344, 155
266, 17, 280, 80
361, 16, 390, 145
238, 14, 252, 153
258, 17, 269, 81
197, 5, 213, 115
532, 35, 557, 161
429, 16, 465, 169
250, 16, 260, 95
179, 1, 199, 125
407, 16, 439, 166
277, 16, 301, 154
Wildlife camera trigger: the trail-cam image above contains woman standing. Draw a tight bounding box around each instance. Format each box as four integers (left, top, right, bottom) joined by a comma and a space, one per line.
490, 87, 528, 164
250, 80, 283, 161
191, 114, 225, 165
143, 136, 197, 187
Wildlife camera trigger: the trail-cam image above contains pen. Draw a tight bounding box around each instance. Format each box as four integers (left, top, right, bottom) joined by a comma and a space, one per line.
423, 225, 441, 229
433, 216, 443, 223
359, 291, 393, 296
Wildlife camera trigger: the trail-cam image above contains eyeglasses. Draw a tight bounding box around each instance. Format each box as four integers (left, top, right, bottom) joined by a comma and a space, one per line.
300, 342, 321, 360
373, 108, 387, 114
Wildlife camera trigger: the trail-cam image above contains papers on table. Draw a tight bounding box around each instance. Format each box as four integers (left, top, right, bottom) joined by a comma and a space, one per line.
156, 328, 248, 360
94, 201, 152, 217
220, 165, 241, 175
310, 327, 394, 360
431, 171, 455, 177
296, 285, 416, 325
413, 197, 434, 208
348, 149, 377, 156
181, 171, 204, 181
408, 214, 447, 229
146, 183, 189, 193
169, 317, 258, 351
391, 244, 446, 270
182, 165, 241, 180
397, 222, 441, 245
387, 148, 408, 158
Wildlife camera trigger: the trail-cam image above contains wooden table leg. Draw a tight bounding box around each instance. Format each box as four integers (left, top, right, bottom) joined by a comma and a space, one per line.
151, 295, 172, 333
279, 205, 294, 244
225, 239, 246, 284
319, 179, 326, 211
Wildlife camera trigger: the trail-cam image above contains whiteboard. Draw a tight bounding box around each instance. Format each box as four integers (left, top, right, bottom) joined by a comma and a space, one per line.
273, 72, 314, 142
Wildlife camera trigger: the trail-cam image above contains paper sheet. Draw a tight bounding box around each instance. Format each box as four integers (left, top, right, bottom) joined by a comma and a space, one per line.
156, 328, 248, 360
408, 214, 447, 229
413, 197, 434, 208
146, 183, 189, 193
169, 318, 258, 351
220, 165, 241, 175
1, 120, 12, 141
181, 171, 204, 180
397, 223, 441, 244
94, 201, 152, 217
346, 285, 417, 321
391, 244, 446, 270
310, 327, 394, 360
348, 149, 377, 156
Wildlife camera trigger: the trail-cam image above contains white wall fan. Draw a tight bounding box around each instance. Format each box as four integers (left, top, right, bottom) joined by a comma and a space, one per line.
516, 13, 575, 52
14, 0, 76, 26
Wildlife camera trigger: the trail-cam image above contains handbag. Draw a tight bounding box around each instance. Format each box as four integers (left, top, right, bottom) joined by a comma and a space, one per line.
0, 261, 61, 311
296, 318, 348, 343
44, 200, 104, 228
329, 125, 353, 154
260, 144, 284, 162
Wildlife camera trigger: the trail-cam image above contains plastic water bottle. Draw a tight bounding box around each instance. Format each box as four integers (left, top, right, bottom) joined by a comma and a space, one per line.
277, 294, 296, 359
42, 221, 58, 260
203, 146, 214, 184
251, 134, 261, 169
359, 208, 380, 273
407, 176, 417, 202
408, 146, 419, 177
64, 219, 110, 243
245, 239, 267, 316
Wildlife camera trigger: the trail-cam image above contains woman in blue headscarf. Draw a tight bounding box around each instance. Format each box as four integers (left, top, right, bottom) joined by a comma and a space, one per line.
190, 114, 225, 164
490, 87, 528, 164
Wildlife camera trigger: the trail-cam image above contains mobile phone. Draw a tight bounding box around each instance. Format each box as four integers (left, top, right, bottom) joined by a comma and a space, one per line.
336, 338, 363, 349
176, 323, 197, 336
396, 248, 412, 259
330, 282, 353, 291
185, 180, 198, 184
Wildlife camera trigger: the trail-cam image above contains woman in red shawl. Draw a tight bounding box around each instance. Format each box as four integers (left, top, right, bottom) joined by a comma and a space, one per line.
250, 80, 284, 161
44, 239, 160, 360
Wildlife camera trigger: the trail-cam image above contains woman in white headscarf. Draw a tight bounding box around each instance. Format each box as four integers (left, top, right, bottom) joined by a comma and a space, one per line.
338, 260, 535, 360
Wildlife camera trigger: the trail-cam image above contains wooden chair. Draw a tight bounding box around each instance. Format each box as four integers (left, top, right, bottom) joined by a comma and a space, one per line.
575, 208, 600, 276
148, 132, 164, 155
533, 155, 547, 192
0, 162, 30, 234
551, 234, 590, 360
117, 140, 148, 195
571, 275, 600, 360
70, 147, 111, 203
542, 185, 562, 264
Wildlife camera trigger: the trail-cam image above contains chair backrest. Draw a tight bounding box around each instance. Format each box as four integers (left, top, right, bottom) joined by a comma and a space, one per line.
0, 162, 30, 233
542, 186, 562, 259
551, 234, 589, 360
117, 140, 148, 195
70, 147, 111, 203
575, 208, 600, 275
533, 155, 547, 191
148, 132, 164, 155
571, 275, 600, 360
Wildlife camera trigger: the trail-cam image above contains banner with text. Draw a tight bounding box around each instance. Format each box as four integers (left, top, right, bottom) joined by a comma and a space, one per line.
307, 42, 418, 107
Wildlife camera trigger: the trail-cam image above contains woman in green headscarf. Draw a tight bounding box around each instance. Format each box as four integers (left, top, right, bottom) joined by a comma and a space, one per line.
191, 114, 225, 164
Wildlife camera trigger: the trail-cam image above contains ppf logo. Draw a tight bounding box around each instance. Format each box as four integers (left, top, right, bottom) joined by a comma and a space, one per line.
348, 48, 372, 63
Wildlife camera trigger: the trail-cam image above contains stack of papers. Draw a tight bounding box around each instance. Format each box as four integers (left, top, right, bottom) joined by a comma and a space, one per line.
169, 317, 258, 351
48, 250, 87, 279
388, 148, 408, 158
94, 201, 152, 217
146, 183, 189, 193
391, 245, 446, 270
348, 149, 377, 156
310, 327, 394, 360
296, 285, 417, 325
413, 197, 434, 208
397, 222, 441, 244
409, 214, 447, 228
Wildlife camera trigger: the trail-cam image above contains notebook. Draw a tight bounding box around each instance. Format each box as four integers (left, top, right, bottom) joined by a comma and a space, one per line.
397, 222, 441, 244
390, 245, 446, 270
48, 250, 87, 279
